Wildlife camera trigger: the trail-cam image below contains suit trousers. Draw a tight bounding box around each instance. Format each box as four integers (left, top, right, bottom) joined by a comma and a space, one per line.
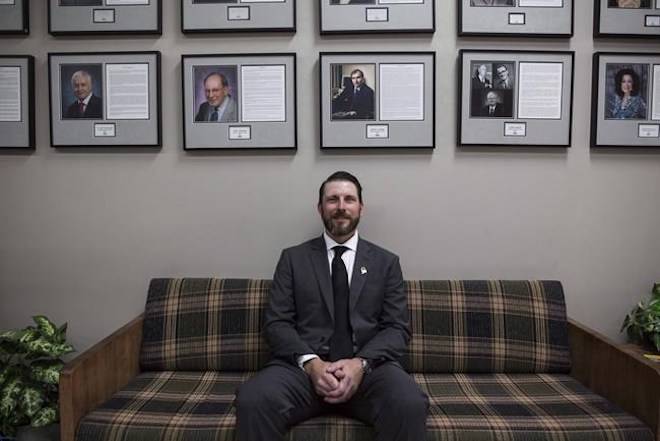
235, 360, 428, 441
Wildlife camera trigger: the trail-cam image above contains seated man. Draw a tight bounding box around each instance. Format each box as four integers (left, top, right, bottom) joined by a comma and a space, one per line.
332, 69, 375, 120
235, 171, 428, 441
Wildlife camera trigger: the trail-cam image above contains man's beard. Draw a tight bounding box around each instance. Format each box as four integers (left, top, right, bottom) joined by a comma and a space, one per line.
323, 211, 360, 238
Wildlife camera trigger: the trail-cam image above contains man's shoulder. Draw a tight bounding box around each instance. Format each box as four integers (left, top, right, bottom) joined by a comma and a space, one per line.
281, 236, 323, 255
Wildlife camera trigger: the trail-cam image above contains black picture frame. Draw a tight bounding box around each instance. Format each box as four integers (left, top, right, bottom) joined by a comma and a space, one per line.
48, 51, 162, 148
48, 0, 162, 36
458, 0, 574, 37
0, 0, 29, 35
182, 53, 297, 150
181, 0, 296, 33
0, 55, 34, 149
594, 0, 660, 38
320, 0, 435, 35
591, 52, 660, 148
320, 51, 435, 149
458, 49, 575, 147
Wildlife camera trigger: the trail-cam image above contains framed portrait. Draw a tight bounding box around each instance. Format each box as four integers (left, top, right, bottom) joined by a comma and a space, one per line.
0, 0, 29, 35
0, 55, 34, 149
458, 50, 574, 147
48, 0, 161, 35
320, 52, 435, 149
182, 53, 297, 150
594, 0, 660, 38
182, 0, 295, 33
48, 51, 161, 147
458, 0, 573, 37
320, 0, 435, 34
591, 52, 660, 147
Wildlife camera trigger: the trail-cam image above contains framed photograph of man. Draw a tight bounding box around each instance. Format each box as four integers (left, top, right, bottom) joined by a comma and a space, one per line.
182, 53, 297, 150
0, 0, 29, 35
591, 53, 660, 148
469, 61, 515, 118
320, 52, 435, 149
59, 64, 103, 120
192, 66, 239, 123
49, 51, 161, 147
0, 55, 34, 149
48, 0, 161, 35
459, 50, 574, 147
331, 64, 376, 121
320, 0, 435, 34
459, 0, 573, 37
595, 0, 660, 37
182, 0, 295, 33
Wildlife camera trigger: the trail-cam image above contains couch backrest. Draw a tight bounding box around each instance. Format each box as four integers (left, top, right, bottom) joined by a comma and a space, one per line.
140, 278, 571, 374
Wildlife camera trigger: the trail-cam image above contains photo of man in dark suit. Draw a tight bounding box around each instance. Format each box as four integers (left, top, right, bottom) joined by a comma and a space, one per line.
493, 63, 514, 90
63, 69, 103, 119
235, 171, 429, 441
331, 68, 375, 120
194, 72, 238, 123
475, 90, 512, 117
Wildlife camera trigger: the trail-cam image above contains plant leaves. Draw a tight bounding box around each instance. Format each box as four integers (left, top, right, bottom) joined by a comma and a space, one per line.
19, 386, 44, 418
31, 405, 57, 428
30, 359, 65, 385
32, 316, 57, 340
0, 377, 22, 418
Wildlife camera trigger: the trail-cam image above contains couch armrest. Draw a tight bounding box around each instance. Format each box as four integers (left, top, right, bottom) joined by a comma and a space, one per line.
59, 314, 144, 441
569, 318, 660, 440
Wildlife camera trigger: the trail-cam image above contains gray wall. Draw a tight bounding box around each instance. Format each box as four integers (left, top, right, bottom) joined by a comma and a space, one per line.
1, 1, 659, 354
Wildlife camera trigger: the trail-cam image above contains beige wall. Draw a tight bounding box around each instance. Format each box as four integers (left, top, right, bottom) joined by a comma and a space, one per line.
1, 1, 659, 353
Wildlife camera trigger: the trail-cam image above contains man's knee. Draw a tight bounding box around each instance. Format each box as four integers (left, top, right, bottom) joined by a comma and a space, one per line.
385, 390, 428, 420
235, 379, 271, 414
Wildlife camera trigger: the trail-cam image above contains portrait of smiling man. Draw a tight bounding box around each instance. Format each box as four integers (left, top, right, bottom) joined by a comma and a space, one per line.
194, 71, 238, 123
235, 171, 429, 441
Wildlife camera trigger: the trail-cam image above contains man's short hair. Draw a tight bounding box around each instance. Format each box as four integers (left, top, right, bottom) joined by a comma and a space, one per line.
71, 70, 92, 85
318, 171, 363, 205
204, 72, 229, 88
350, 69, 364, 78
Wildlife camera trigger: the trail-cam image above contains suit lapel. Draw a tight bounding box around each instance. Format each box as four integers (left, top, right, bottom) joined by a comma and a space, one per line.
310, 236, 334, 321
349, 239, 371, 313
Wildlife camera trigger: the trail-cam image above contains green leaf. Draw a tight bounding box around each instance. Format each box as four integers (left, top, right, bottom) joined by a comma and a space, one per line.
652, 282, 660, 296
30, 360, 64, 385
32, 316, 57, 340
18, 329, 40, 345
0, 377, 22, 418
653, 333, 660, 353
0, 329, 27, 343
19, 387, 44, 418
31, 405, 57, 427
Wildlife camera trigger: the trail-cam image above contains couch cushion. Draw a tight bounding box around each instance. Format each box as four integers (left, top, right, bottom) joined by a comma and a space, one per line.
76, 371, 653, 441
140, 278, 272, 371
404, 280, 572, 373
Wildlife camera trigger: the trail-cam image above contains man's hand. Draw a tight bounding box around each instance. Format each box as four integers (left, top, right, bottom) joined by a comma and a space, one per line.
304, 358, 340, 397
322, 358, 364, 404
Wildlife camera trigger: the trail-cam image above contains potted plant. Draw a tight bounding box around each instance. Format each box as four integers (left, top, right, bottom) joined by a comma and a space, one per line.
0, 316, 74, 441
621, 282, 660, 353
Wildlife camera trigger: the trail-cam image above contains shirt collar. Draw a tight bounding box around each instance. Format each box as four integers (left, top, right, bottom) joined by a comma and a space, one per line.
81, 94, 92, 105
323, 230, 359, 253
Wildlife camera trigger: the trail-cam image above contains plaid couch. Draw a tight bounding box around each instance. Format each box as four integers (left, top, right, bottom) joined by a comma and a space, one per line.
76, 279, 654, 441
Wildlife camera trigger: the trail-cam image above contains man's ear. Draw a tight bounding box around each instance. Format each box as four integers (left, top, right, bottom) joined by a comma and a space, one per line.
317, 203, 322, 216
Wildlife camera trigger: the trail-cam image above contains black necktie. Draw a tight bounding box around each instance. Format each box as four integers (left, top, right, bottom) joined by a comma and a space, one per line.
210, 107, 219, 122
329, 246, 353, 361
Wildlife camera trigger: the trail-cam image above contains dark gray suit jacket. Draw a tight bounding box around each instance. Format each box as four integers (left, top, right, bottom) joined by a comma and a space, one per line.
264, 236, 410, 366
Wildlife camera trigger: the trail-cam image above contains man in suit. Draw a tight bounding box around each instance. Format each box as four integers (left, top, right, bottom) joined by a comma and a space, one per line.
194, 72, 238, 123
235, 171, 428, 441
64, 70, 103, 119
493, 64, 513, 90
332, 69, 375, 120
477, 90, 512, 117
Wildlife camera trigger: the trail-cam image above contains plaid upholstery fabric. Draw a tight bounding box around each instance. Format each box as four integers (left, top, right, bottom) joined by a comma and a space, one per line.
404, 280, 572, 373
140, 278, 271, 371
76, 371, 653, 441
418, 373, 654, 441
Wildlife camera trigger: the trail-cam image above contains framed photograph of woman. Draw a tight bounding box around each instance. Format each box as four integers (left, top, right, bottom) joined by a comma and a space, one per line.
591, 52, 660, 148
604, 64, 648, 120
595, 0, 660, 38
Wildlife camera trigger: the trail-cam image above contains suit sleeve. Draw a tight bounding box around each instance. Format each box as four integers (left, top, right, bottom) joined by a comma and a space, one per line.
263, 250, 316, 365
357, 256, 411, 363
